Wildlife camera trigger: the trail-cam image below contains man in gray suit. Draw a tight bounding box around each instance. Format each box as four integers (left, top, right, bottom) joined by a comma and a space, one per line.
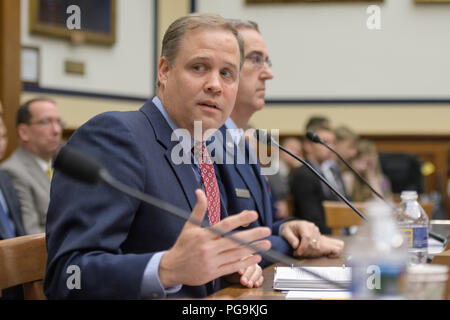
1, 98, 63, 234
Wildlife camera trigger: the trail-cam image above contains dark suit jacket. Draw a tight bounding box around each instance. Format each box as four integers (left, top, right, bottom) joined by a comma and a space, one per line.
291, 162, 331, 235
214, 126, 292, 265
44, 100, 229, 299
0, 169, 25, 299
0, 169, 25, 239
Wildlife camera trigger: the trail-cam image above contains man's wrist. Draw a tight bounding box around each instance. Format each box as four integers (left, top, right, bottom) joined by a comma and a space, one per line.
158, 251, 179, 288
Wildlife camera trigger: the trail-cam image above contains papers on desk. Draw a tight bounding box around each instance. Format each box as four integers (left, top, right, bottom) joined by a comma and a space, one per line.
273, 266, 351, 291
428, 238, 446, 257
274, 266, 352, 300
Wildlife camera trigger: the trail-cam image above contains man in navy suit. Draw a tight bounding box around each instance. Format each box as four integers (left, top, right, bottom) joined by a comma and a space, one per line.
216, 20, 344, 260
44, 13, 272, 299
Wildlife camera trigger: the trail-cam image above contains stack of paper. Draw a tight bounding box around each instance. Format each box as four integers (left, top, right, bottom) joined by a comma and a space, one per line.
273, 266, 352, 291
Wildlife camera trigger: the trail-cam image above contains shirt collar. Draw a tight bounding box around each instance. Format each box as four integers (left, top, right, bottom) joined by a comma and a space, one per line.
152, 96, 179, 133
224, 117, 244, 145
30, 153, 51, 173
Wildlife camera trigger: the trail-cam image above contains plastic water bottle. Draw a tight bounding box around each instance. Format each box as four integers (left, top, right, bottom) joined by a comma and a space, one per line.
395, 191, 429, 265
347, 202, 408, 299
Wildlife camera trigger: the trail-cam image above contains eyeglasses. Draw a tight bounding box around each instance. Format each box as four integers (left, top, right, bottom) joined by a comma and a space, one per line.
28, 118, 66, 129
245, 53, 272, 69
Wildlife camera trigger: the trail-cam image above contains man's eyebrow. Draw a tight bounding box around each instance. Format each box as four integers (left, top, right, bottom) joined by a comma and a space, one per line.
187, 55, 238, 71
224, 61, 238, 71
245, 50, 264, 57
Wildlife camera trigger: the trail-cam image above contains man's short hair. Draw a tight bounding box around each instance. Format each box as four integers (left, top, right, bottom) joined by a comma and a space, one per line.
228, 19, 260, 33
305, 116, 330, 133
17, 97, 56, 127
157, 13, 244, 88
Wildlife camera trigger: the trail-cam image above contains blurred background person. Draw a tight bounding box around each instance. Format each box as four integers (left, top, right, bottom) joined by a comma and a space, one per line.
319, 125, 359, 201
291, 125, 337, 234
342, 138, 392, 203
1, 97, 63, 234
0, 115, 7, 160
333, 126, 358, 165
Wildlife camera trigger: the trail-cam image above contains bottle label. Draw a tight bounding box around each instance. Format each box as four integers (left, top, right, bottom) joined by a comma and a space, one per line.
399, 227, 428, 249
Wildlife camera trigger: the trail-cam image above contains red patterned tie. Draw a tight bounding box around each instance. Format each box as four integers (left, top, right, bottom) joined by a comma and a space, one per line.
194, 143, 221, 226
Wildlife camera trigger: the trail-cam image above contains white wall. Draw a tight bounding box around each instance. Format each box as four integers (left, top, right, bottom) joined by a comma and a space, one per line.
198, 0, 450, 100
21, 0, 154, 98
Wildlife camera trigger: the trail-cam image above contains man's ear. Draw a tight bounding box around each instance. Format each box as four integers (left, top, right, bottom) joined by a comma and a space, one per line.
158, 56, 170, 89
17, 124, 29, 143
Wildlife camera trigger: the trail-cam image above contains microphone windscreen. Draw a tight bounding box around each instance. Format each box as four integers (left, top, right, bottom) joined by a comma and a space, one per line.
53, 146, 103, 184
306, 131, 322, 143
254, 129, 272, 145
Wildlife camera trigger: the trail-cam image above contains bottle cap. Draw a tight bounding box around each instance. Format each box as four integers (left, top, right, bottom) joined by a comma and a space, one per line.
400, 190, 418, 201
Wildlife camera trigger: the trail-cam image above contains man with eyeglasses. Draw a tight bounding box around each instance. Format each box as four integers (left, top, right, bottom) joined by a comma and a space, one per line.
1, 97, 63, 234
216, 20, 344, 261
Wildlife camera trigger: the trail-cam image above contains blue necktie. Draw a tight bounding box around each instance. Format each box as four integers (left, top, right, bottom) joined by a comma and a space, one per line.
0, 201, 15, 239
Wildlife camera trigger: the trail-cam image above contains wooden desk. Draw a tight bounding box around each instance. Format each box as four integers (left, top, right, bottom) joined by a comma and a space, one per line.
209, 255, 347, 300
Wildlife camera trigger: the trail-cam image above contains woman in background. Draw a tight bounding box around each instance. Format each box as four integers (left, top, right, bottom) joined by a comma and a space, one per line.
343, 139, 392, 202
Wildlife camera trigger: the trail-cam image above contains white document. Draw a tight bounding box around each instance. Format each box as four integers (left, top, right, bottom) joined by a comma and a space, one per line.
428, 238, 445, 256
273, 266, 351, 291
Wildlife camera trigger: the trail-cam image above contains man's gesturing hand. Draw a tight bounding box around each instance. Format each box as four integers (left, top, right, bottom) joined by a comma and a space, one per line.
159, 190, 272, 288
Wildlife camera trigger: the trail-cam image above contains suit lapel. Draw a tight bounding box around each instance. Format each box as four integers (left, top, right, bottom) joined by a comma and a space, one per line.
140, 101, 198, 212
219, 126, 267, 225
17, 147, 50, 190
244, 141, 272, 227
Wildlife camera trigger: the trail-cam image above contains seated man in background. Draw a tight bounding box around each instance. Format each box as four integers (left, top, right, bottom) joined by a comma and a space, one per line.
217, 19, 343, 259
319, 125, 356, 202
291, 125, 338, 234
44, 13, 271, 300
1, 98, 63, 234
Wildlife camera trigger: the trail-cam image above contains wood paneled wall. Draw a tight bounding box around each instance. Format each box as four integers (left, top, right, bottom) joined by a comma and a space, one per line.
0, 0, 21, 160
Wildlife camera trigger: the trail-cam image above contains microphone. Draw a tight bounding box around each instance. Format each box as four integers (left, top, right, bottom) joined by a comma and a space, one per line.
305, 131, 448, 245
255, 130, 367, 221
305, 131, 391, 208
53, 145, 348, 290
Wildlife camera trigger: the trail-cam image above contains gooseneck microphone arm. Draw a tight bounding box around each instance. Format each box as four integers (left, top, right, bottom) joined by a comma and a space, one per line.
305, 131, 393, 209
255, 130, 367, 221
54, 146, 349, 290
